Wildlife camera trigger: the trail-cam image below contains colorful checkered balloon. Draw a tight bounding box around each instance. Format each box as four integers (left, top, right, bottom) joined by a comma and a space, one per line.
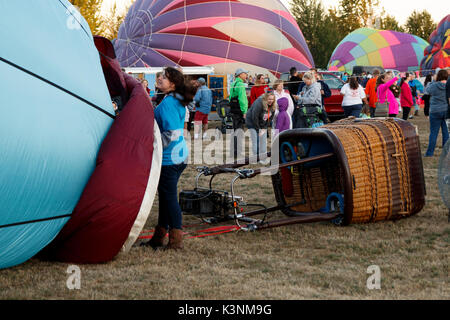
328, 28, 429, 73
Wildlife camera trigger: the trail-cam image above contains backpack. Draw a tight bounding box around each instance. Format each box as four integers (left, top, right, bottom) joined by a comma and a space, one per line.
297, 105, 327, 128
229, 81, 242, 114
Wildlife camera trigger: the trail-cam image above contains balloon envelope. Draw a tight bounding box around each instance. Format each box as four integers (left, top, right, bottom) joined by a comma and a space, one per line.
42, 37, 162, 263
420, 15, 450, 75
328, 28, 429, 73
114, 0, 315, 77
0, 0, 114, 269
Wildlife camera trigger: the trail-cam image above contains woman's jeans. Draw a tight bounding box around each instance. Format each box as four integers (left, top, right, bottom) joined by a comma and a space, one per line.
248, 126, 267, 158
157, 162, 187, 230
343, 104, 362, 118
426, 111, 449, 156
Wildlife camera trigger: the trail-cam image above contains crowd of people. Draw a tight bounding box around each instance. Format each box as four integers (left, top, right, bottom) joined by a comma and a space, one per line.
133, 65, 450, 160
127, 65, 449, 252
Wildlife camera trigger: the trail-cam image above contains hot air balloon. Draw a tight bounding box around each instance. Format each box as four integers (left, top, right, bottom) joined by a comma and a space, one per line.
328, 28, 429, 73
420, 15, 450, 75
42, 36, 162, 264
114, 0, 314, 78
0, 1, 114, 269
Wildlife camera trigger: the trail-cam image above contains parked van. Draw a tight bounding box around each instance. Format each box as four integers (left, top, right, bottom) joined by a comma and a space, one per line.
352, 65, 385, 75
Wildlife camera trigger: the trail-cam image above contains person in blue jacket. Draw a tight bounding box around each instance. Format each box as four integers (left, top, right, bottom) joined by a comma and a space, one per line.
424, 70, 449, 157
193, 77, 213, 139
409, 73, 424, 117
143, 67, 197, 250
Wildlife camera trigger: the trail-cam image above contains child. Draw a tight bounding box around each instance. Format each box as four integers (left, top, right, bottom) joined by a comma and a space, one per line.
275, 97, 292, 135
360, 104, 371, 119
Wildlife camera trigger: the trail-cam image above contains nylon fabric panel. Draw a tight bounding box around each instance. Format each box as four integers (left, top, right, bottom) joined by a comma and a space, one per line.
0, 0, 113, 114
0, 1, 114, 269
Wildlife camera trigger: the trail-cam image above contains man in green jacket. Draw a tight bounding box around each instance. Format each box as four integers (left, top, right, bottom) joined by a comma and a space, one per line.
229, 68, 249, 159
230, 68, 249, 129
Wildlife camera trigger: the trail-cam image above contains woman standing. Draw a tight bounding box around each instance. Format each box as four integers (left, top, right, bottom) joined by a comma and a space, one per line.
292, 71, 322, 128
399, 73, 414, 120
340, 76, 368, 118
249, 74, 268, 105
143, 67, 196, 250
273, 79, 294, 116
423, 75, 433, 117
245, 91, 277, 157
424, 70, 449, 157
376, 73, 399, 117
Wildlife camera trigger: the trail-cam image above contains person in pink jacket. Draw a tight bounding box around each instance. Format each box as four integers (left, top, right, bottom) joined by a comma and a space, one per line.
399, 73, 414, 120
376, 73, 399, 117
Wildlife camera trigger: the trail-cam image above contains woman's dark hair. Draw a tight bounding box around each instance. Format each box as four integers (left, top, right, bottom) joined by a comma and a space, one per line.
290, 67, 297, 76
399, 72, 410, 89
436, 69, 449, 82
376, 74, 386, 90
424, 74, 432, 87
164, 66, 198, 106
349, 77, 359, 90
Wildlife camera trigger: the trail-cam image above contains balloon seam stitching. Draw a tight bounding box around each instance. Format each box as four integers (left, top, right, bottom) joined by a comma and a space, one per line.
0, 214, 72, 229
57, 0, 92, 40
0, 56, 116, 120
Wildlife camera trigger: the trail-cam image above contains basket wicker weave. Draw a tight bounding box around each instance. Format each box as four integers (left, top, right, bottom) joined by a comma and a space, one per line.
272, 118, 426, 225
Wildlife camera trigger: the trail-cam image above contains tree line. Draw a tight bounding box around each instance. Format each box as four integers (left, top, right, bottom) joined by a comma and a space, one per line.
290, 0, 437, 68
69, 0, 131, 40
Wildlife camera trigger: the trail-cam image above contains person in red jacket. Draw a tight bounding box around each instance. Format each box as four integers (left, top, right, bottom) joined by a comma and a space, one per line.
364, 69, 380, 117
400, 73, 414, 120
249, 74, 268, 106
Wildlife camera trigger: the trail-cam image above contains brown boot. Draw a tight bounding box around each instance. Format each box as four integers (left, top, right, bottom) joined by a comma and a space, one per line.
165, 228, 184, 250
141, 225, 167, 250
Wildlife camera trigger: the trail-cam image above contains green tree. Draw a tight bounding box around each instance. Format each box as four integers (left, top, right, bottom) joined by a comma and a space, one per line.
379, 14, 404, 32
69, 0, 103, 35
290, 0, 343, 68
337, 0, 380, 34
99, 2, 130, 40
404, 10, 436, 40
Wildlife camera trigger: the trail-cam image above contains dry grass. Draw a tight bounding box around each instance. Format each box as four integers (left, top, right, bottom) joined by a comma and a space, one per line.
0, 115, 449, 300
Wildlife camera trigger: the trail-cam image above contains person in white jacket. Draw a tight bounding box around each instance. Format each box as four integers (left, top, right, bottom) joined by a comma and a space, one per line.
273, 79, 294, 115
272, 79, 294, 129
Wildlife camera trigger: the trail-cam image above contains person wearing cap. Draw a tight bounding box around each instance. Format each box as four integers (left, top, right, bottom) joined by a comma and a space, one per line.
229, 68, 249, 158
230, 68, 249, 125
193, 77, 212, 139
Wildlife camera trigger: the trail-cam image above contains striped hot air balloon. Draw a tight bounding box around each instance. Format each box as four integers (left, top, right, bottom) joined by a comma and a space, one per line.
114, 0, 315, 77
328, 28, 429, 73
420, 15, 450, 75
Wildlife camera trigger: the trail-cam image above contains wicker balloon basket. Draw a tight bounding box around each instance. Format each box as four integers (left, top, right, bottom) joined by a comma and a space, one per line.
272, 118, 426, 225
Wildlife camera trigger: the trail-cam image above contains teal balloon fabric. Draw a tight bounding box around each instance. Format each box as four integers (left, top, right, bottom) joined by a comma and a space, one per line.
0, 0, 114, 269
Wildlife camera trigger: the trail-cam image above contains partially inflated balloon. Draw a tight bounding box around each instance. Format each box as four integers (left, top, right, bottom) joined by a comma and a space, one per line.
42, 37, 163, 264
0, 0, 114, 269
328, 28, 429, 73
114, 0, 314, 77
420, 15, 450, 74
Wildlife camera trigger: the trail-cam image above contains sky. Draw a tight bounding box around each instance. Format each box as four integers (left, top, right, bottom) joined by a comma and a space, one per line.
102, 0, 448, 26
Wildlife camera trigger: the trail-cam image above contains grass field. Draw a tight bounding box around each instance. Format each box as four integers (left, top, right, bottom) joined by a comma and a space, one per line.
0, 114, 448, 300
